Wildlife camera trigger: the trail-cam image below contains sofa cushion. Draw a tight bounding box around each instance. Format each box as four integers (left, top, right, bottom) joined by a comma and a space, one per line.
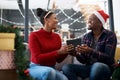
55, 55, 73, 70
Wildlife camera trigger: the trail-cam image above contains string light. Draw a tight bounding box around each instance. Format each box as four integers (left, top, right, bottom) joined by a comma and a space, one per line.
18, 7, 25, 18
0, 0, 87, 35
69, 27, 87, 31
30, 9, 42, 26
57, 8, 86, 26
0, 18, 23, 25
0, 9, 87, 34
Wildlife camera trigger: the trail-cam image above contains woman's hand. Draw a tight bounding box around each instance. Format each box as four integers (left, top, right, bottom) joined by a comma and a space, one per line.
58, 44, 74, 54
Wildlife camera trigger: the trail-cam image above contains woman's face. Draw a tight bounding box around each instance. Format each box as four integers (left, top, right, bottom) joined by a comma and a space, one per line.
45, 13, 58, 30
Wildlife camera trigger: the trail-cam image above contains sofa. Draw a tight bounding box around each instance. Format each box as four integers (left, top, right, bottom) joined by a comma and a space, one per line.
24, 42, 120, 80
55, 47, 120, 80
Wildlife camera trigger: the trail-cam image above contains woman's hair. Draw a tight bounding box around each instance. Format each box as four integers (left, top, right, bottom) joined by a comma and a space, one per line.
36, 8, 54, 25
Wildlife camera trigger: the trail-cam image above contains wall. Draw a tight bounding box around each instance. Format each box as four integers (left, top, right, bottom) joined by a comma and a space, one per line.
113, 0, 120, 36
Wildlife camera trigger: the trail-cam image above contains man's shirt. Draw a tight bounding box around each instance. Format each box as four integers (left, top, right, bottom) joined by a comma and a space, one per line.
76, 29, 117, 66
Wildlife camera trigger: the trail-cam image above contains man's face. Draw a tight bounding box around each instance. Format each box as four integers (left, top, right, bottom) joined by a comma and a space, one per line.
87, 14, 102, 30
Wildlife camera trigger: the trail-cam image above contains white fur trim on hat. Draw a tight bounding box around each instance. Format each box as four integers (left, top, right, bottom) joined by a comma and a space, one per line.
93, 11, 105, 25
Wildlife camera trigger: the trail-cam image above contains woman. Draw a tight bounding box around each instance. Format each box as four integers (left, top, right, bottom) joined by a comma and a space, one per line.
28, 8, 73, 80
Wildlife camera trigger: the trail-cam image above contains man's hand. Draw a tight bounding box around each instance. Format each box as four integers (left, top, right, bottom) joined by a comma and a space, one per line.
75, 44, 93, 54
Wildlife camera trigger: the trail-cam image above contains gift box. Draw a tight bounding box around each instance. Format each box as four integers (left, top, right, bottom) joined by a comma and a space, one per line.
0, 33, 15, 51
0, 51, 15, 69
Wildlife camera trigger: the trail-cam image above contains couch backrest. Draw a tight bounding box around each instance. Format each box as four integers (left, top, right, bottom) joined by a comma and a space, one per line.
115, 47, 120, 62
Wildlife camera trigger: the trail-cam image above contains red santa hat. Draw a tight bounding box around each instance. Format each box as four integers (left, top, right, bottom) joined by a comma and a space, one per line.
93, 10, 109, 25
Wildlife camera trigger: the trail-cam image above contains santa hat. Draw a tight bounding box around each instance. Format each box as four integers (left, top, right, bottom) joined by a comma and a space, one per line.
93, 10, 109, 25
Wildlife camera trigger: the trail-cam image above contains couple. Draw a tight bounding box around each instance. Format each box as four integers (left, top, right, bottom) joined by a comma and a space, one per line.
28, 8, 117, 80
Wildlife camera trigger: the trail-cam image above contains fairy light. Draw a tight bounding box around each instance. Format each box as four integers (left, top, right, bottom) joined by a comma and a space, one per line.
18, 7, 25, 18
30, 9, 42, 25
69, 27, 87, 31
0, 17, 23, 25
58, 8, 86, 26
0, 0, 87, 35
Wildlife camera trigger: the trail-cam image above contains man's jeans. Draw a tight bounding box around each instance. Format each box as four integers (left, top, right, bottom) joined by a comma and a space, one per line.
28, 63, 68, 80
62, 62, 111, 80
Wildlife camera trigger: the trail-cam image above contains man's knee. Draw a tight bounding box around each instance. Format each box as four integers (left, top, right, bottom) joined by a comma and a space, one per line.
92, 62, 109, 70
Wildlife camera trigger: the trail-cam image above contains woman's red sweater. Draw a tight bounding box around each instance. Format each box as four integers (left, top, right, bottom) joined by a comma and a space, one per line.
29, 28, 67, 66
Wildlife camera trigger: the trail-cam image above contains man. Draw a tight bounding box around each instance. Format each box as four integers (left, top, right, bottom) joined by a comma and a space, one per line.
62, 10, 117, 80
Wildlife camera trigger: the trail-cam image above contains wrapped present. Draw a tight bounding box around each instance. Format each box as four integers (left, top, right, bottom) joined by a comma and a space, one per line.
0, 33, 15, 51
0, 50, 15, 69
